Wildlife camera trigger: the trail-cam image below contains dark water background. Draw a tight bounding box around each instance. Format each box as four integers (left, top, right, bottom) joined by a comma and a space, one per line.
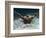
14, 8, 39, 19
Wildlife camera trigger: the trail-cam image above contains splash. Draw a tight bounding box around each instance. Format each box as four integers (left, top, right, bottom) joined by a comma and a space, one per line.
13, 17, 39, 30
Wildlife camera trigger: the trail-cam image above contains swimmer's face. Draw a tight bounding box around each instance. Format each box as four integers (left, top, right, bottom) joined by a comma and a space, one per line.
26, 16, 29, 17
24, 16, 29, 18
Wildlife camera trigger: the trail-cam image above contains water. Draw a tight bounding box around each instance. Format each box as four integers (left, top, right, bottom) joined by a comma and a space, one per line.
13, 17, 39, 30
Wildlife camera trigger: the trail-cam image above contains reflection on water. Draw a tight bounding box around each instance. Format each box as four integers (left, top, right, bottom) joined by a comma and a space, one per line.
13, 17, 39, 30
